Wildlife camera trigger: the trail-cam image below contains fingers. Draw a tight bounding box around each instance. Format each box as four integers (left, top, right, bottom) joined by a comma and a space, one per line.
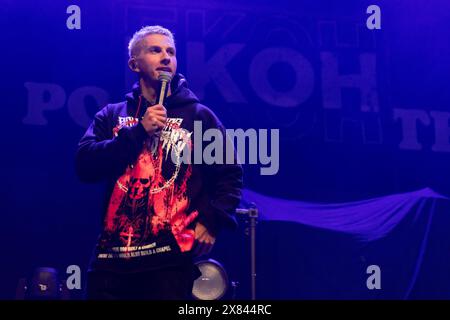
193, 241, 213, 257
150, 115, 167, 125
147, 104, 166, 114
142, 114, 166, 128
150, 110, 167, 117
143, 104, 167, 117
149, 104, 166, 111
140, 115, 166, 134
151, 118, 166, 129
142, 105, 167, 130
146, 111, 166, 120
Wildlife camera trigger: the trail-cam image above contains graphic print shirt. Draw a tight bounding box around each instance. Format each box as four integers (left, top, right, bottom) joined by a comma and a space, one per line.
76, 75, 243, 273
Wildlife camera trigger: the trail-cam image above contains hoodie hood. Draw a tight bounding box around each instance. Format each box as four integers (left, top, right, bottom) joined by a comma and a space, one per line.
125, 73, 200, 111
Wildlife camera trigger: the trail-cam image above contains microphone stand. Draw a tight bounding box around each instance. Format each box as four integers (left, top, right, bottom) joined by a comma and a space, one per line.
236, 206, 259, 300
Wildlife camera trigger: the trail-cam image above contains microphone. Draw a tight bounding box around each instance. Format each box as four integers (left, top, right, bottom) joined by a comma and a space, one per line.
157, 71, 172, 105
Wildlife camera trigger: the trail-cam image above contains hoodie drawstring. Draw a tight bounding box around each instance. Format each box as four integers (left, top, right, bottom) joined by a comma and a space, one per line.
134, 95, 143, 119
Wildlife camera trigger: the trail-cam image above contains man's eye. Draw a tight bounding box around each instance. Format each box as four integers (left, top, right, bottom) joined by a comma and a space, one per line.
149, 47, 160, 53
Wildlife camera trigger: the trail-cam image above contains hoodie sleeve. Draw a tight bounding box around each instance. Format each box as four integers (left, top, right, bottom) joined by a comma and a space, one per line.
75, 104, 149, 183
195, 106, 244, 237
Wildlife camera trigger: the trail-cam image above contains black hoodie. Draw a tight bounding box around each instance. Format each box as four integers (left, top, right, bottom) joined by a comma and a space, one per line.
76, 74, 243, 273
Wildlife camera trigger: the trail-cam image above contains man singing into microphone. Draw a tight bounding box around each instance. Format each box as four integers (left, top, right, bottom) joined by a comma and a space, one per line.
75, 25, 243, 300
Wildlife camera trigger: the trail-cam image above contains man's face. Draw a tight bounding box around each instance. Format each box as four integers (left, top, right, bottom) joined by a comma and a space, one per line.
134, 34, 177, 82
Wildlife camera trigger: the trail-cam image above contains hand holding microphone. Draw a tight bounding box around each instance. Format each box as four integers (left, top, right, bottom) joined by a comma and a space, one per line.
140, 104, 167, 136
140, 71, 172, 136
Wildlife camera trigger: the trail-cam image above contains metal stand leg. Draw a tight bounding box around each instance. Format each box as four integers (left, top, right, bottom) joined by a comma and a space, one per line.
236, 207, 259, 300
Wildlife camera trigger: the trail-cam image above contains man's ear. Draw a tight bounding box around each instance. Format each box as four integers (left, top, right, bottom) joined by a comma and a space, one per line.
128, 58, 140, 72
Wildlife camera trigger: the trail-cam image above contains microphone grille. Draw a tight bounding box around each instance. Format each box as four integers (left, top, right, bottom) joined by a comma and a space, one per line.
158, 71, 172, 82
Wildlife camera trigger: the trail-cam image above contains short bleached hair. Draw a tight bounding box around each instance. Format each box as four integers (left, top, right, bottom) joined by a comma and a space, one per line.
128, 25, 175, 58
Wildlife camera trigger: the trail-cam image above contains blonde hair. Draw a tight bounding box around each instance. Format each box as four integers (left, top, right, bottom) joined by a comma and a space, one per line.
128, 25, 175, 58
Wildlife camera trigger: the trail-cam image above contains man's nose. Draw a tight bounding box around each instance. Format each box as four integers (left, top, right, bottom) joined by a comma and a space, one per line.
161, 52, 170, 65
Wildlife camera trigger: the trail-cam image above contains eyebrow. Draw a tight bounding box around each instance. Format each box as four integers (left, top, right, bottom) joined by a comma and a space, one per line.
146, 45, 176, 52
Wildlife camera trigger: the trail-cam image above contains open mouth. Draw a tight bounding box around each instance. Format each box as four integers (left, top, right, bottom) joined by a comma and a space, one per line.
157, 67, 172, 72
